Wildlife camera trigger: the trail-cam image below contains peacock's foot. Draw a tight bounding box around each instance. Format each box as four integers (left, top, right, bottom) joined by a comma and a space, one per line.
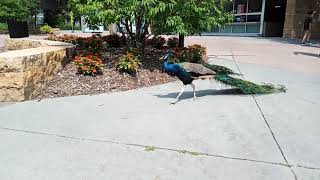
170, 99, 179, 105
193, 94, 198, 101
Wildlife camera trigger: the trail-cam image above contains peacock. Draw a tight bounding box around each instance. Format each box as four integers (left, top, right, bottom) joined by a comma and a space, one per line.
161, 50, 286, 104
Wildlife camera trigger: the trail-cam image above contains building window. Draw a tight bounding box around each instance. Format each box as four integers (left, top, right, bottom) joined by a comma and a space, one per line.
209, 0, 265, 35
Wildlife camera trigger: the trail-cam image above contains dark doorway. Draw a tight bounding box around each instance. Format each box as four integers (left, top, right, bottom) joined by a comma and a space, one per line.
263, 0, 287, 37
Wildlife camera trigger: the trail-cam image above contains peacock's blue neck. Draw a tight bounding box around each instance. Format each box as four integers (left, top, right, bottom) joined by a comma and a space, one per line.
163, 54, 180, 75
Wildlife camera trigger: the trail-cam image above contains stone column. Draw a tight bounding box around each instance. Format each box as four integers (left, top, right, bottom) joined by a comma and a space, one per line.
283, 0, 320, 39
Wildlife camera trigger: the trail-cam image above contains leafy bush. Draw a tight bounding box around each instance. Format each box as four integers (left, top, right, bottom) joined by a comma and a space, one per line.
152, 36, 166, 49
103, 34, 121, 48
172, 44, 208, 63
0, 23, 8, 31
47, 34, 104, 53
145, 38, 154, 46
188, 44, 208, 63
40, 24, 52, 34
80, 34, 104, 53
116, 52, 141, 74
59, 23, 81, 30
73, 54, 104, 76
167, 37, 179, 48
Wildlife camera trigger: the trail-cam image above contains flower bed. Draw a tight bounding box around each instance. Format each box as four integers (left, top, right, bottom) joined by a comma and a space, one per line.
39, 47, 176, 99
39, 34, 207, 100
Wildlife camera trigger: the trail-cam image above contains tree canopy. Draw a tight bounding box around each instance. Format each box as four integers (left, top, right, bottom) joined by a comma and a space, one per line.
70, 0, 232, 47
0, 0, 40, 21
152, 0, 232, 36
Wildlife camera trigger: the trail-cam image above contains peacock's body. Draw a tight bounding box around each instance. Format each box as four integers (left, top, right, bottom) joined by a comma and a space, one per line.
161, 50, 286, 104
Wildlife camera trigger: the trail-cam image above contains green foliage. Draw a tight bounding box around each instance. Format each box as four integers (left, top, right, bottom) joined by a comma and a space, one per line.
48, 34, 105, 53
40, 24, 52, 34
0, 0, 28, 20
55, 14, 66, 28
74, 54, 104, 76
24, 0, 40, 16
59, 23, 81, 30
0, 0, 39, 20
69, 0, 231, 49
70, 0, 170, 48
103, 34, 122, 48
145, 146, 156, 152
151, 0, 233, 37
0, 22, 8, 30
153, 36, 166, 49
172, 44, 208, 63
116, 52, 141, 74
167, 37, 179, 48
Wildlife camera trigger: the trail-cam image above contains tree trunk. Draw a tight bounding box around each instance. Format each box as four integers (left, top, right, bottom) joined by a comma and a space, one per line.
178, 34, 185, 47
34, 14, 37, 27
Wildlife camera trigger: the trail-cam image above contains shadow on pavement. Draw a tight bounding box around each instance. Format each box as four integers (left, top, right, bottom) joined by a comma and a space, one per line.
155, 88, 247, 101
253, 37, 320, 47
294, 51, 320, 58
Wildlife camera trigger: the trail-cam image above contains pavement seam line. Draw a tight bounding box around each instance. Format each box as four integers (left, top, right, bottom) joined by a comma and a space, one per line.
230, 50, 298, 180
0, 126, 298, 169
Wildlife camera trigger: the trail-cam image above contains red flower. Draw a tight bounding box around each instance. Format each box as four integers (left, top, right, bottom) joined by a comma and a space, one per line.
82, 66, 88, 71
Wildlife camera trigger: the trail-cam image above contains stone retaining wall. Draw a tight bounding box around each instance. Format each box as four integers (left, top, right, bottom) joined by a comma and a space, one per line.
4, 39, 42, 51
0, 39, 74, 102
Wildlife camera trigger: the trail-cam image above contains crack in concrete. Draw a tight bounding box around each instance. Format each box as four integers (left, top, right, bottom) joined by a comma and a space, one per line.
1, 126, 320, 172
208, 54, 256, 57
230, 50, 298, 180
296, 165, 320, 171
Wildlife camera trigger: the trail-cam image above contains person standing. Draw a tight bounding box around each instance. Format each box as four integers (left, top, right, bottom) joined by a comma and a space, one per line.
301, 10, 315, 45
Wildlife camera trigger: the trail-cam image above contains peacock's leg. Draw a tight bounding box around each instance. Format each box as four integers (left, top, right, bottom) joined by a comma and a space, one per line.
171, 85, 186, 104
209, 78, 215, 89
190, 83, 197, 100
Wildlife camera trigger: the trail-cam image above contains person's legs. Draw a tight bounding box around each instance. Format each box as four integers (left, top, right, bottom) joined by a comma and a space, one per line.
306, 30, 312, 43
302, 31, 308, 44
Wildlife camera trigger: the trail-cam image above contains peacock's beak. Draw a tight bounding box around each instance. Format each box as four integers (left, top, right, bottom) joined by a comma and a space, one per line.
159, 56, 164, 61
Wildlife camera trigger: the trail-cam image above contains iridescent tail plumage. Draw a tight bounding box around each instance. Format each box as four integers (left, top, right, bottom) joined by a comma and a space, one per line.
203, 63, 286, 94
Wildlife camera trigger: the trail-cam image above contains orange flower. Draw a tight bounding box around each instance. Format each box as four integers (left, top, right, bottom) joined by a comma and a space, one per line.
82, 66, 88, 71
92, 68, 97, 73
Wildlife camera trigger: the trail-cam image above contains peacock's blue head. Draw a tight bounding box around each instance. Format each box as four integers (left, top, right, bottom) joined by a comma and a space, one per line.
160, 50, 174, 62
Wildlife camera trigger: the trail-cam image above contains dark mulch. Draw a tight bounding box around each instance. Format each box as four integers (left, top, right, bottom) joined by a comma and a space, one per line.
39, 47, 177, 99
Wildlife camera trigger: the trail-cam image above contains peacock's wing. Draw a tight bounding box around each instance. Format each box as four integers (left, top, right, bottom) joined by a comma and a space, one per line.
178, 62, 216, 76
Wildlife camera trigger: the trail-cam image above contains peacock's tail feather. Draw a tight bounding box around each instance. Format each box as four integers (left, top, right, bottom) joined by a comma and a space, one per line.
214, 74, 286, 94
202, 63, 240, 75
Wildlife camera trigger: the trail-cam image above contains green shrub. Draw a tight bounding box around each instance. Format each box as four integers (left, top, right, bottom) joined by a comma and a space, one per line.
188, 44, 208, 63
152, 36, 166, 49
167, 37, 179, 48
172, 44, 208, 63
59, 23, 81, 30
0, 23, 8, 31
74, 53, 104, 76
103, 34, 122, 48
116, 52, 141, 74
145, 38, 154, 46
40, 24, 52, 34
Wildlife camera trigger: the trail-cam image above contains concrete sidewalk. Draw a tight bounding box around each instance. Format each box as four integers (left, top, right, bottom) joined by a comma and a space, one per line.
0, 37, 320, 180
